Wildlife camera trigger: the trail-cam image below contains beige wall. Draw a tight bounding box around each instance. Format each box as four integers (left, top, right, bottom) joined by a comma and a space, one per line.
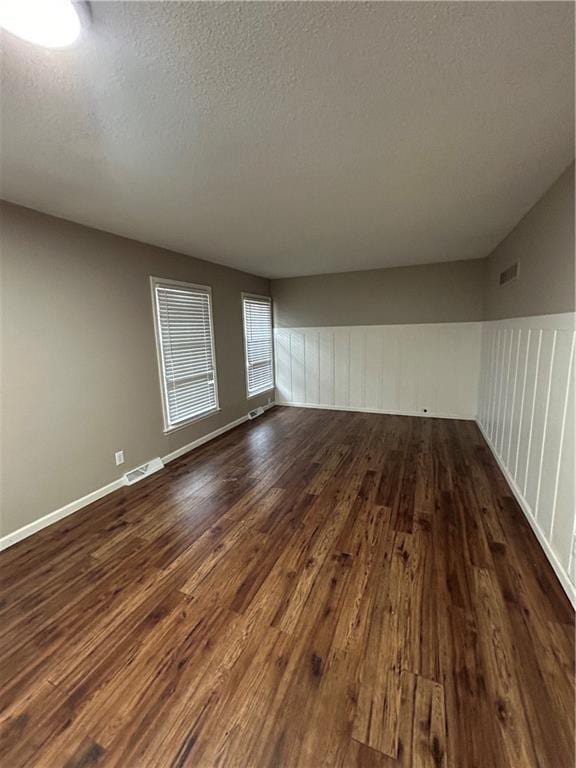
0, 203, 271, 537
271, 259, 485, 328
484, 163, 575, 321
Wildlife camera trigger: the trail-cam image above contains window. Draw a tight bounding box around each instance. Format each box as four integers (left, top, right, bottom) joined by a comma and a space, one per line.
242, 293, 274, 397
151, 278, 219, 431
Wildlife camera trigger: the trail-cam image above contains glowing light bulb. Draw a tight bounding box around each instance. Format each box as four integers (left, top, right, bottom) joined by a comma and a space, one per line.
0, 0, 88, 48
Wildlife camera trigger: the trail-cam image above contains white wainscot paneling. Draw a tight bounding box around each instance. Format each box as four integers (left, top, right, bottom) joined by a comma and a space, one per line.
477, 313, 576, 606
275, 322, 482, 419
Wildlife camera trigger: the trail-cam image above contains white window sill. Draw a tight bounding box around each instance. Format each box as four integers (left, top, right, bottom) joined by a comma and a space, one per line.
163, 407, 221, 434
247, 386, 275, 399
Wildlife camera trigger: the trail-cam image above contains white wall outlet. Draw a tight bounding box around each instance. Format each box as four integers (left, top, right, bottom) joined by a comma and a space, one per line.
115, 450, 125, 466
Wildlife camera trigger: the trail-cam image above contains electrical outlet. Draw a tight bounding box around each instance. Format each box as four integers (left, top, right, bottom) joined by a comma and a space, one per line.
115, 450, 125, 466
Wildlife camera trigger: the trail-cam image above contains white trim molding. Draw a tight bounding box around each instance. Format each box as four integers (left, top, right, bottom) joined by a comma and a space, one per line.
477, 419, 576, 608
0, 403, 276, 552
278, 401, 467, 420
477, 312, 575, 607
162, 402, 275, 464
0, 477, 125, 552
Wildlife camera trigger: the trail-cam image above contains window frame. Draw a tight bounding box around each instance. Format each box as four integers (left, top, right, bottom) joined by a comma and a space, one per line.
242, 292, 275, 399
150, 276, 220, 433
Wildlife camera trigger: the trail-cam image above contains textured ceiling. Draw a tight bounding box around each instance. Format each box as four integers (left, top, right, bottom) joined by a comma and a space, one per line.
1, 2, 574, 278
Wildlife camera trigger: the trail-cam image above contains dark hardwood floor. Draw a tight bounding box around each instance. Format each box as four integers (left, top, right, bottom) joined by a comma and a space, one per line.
0, 407, 574, 767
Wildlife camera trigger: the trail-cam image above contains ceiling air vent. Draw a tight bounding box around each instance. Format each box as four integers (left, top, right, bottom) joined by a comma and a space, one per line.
124, 457, 164, 485
499, 262, 519, 286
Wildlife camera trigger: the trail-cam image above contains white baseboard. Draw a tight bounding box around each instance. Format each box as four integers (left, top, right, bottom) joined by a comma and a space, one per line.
276, 401, 472, 420
0, 403, 276, 553
161, 402, 276, 464
0, 477, 126, 552
476, 418, 576, 608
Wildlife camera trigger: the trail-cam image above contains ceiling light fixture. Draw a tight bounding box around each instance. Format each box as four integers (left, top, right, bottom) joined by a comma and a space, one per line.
0, 0, 89, 48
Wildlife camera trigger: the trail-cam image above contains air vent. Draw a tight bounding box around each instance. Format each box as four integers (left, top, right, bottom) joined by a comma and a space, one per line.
248, 406, 264, 420
499, 262, 519, 286
124, 457, 164, 485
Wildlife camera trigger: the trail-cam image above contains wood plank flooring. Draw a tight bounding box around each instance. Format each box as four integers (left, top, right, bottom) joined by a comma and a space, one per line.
0, 407, 574, 767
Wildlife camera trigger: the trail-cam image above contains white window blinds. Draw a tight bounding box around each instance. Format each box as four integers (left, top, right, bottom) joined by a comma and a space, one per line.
152, 279, 219, 430
242, 294, 274, 397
